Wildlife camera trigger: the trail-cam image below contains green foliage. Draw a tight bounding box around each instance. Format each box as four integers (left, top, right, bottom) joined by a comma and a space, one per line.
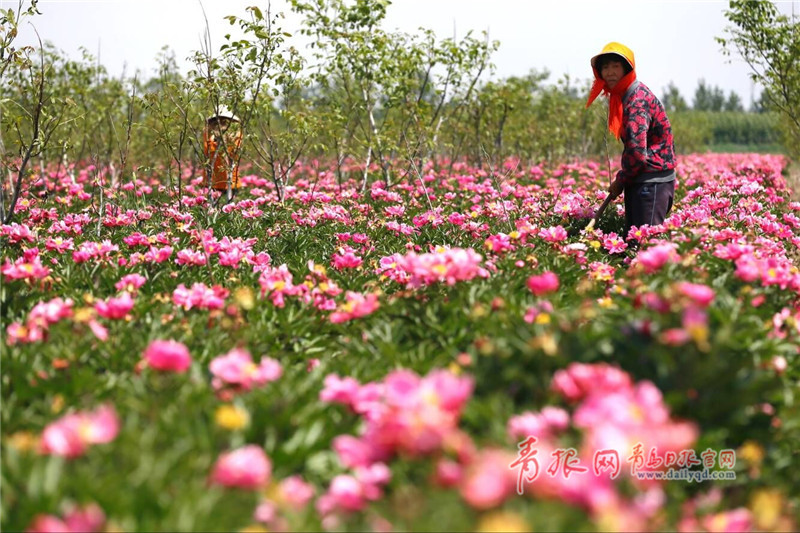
0, 3, 77, 223
444, 73, 610, 166
718, 0, 800, 158
693, 79, 727, 112
670, 110, 781, 154
290, 0, 498, 187
670, 111, 713, 154
139, 47, 206, 198
662, 82, 689, 113
0, 0, 41, 79
705, 110, 781, 145
724, 90, 744, 112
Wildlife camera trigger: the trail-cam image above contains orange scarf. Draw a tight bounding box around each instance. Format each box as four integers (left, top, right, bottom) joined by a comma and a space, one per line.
585, 70, 637, 140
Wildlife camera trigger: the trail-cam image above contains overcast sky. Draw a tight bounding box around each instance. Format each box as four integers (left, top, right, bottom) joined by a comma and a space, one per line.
8, 0, 799, 105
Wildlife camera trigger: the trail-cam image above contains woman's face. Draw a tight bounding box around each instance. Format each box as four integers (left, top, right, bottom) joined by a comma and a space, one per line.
208, 117, 232, 133
601, 59, 626, 89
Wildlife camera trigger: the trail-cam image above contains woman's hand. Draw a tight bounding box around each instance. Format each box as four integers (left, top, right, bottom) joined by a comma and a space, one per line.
608, 178, 625, 199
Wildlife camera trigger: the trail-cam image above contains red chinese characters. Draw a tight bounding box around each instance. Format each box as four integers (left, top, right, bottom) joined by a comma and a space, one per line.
509, 436, 540, 495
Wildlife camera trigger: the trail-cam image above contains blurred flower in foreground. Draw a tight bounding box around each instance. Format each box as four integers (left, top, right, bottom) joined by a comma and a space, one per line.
329, 291, 380, 323
209, 348, 282, 393
477, 510, 530, 533
749, 489, 792, 531
459, 448, 517, 510
634, 243, 680, 274
40, 404, 120, 459
6, 431, 40, 453
142, 339, 192, 373
94, 292, 135, 320
114, 273, 147, 294
211, 445, 272, 490
678, 506, 753, 532
214, 404, 250, 431
27, 503, 106, 533
527, 271, 560, 296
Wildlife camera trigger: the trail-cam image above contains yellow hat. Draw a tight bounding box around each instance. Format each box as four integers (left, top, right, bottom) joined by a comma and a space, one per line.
590, 42, 635, 73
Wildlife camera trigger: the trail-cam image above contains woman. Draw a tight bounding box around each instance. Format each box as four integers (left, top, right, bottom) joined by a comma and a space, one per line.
204, 106, 243, 196
586, 42, 676, 239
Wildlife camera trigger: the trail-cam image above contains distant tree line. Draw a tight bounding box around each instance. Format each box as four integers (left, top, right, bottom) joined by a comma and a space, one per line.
661, 80, 781, 154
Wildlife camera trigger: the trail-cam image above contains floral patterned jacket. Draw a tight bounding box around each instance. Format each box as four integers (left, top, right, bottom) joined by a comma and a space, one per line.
616, 81, 676, 184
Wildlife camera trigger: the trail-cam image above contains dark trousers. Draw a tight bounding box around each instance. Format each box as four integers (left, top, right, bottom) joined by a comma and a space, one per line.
623, 180, 675, 239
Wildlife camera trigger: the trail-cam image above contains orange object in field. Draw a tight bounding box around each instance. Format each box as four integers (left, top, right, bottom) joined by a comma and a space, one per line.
203, 106, 243, 191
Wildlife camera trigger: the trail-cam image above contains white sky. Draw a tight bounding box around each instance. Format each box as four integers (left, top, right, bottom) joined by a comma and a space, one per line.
7, 0, 800, 105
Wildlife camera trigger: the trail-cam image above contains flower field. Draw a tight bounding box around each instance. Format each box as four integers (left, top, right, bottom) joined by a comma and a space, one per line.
2, 153, 799, 531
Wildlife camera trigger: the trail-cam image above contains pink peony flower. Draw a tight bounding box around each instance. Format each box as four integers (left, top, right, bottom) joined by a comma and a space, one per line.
421, 369, 474, 412
319, 464, 391, 516
551, 363, 632, 402
1, 222, 36, 243
210, 445, 271, 489
527, 271, 560, 296
603, 232, 628, 254
459, 448, 516, 510
660, 328, 691, 346
355, 462, 392, 488
376, 247, 489, 288
1, 256, 51, 280
333, 435, 374, 469
142, 339, 192, 373
143, 245, 172, 263
538, 225, 568, 242
507, 407, 570, 439
94, 292, 135, 320
770, 355, 788, 374
172, 282, 228, 311
40, 405, 120, 458
253, 501, 278, 525
27, 515, 72, 533
27, 503, 106, 533
209, 348, 282, 392
319, 374, 361, 407
484, 233, 516, 254
331, 245, 363, 270
329, 291, 380, 323
676, 282, 715, 308
433, 458, 463, 487
87, 319, 109, 342
258, 264, 297, 308
45, 236, 75, 253
7, 297, 78, 345
327, 474, 368, 511
279, 475, 316, 510
175, 249, 207, 266
114, 273, 147, 293
6, 321, 33, 345
636, 243, 679, 274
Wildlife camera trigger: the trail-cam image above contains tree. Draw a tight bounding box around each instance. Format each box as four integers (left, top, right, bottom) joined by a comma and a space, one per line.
723, 90, 744, 112
140, 46, 205, 204
693, 79, 725, 111
290, 0, 496, 189
718, 0, 800, 157
662, 82, 688, 113
0, 1, 74, 223
750, 88, 773, 114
